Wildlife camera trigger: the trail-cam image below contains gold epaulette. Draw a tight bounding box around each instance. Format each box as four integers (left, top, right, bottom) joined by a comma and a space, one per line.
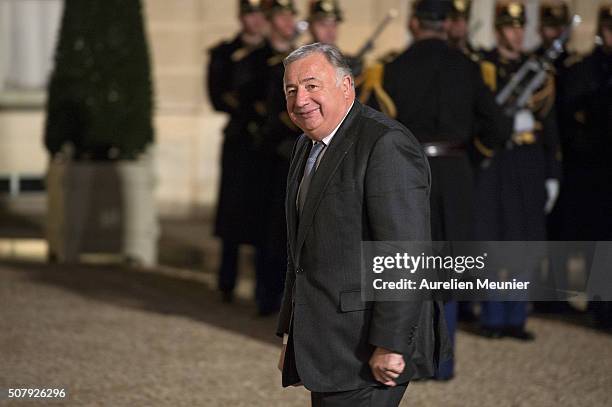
474, 137, 495, 158
231, 47, 250, 62
480, 61, 497, 92
357, 63, 397, 119
354, 51, 400, 88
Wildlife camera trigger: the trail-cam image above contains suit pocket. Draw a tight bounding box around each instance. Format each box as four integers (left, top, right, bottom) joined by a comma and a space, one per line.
339, 289, 372, 312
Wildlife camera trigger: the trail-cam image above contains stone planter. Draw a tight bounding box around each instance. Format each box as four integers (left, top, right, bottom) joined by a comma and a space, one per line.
46, 149, 158, 267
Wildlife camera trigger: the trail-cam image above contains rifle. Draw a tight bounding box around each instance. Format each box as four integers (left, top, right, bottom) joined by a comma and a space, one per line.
347, 9, 398, 77
353, 9, 398, 61
495, 14, 581, 116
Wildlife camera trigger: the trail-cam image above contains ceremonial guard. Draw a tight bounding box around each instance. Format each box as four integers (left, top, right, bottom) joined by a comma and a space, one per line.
536, 1, 571, 70
307, 0, 343, 45
535, 1, 576, 313
475, 1, 561, 339
559, 4, 612, 327
447, 0, 482, 324
243, 0, 300, 315
360, 0, 512, 380
536, 2, 570, 232
447, 0, 480, 60
207, 0, 268, 304
557, 4, 612, 243
306, 0, 367, 79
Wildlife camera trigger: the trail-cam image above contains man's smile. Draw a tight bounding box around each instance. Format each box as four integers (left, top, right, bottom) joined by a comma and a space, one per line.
295, 107, 321, 119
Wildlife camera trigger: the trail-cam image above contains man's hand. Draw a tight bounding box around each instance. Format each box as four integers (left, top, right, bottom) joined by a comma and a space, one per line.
369, 346, 405, 387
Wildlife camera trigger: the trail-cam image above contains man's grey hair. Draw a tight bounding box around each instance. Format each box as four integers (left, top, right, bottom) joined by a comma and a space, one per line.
283, 43, 354, 89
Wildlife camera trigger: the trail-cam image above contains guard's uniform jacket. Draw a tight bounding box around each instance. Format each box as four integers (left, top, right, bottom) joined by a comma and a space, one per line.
207, 35, 268, 244
556, 45, 612, 241
360, 38, 512, 242
474, 49, 561, 241
249, 40, 302, 252
242, 39, 301, 311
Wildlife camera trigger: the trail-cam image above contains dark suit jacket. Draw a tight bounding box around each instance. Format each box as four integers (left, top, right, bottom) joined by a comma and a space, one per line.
277, 101, 452, 392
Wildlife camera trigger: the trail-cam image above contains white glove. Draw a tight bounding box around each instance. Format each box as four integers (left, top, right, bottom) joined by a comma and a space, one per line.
545, 178, 560, 214
513, 109, 535, 133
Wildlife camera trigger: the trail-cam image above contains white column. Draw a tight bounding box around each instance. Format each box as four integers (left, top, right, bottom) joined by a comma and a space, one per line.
8, 0, 45, 88
524, 0, 541, 51
40, 0, 63, 86
4, 0, 62, 90
0, 2, 11, 92
471, 0, 496, 50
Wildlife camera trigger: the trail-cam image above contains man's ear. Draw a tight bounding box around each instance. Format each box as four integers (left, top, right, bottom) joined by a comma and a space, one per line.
342, 75, 353, 97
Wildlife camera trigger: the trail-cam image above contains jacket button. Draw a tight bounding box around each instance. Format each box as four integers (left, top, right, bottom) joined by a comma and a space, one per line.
296, 267, 303, 274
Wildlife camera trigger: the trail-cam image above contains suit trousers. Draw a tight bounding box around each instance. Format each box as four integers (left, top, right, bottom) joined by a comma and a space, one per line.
311, 383, 408, 407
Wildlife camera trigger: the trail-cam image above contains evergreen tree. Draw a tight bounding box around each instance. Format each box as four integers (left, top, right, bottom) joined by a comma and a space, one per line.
45, 0, 154, 160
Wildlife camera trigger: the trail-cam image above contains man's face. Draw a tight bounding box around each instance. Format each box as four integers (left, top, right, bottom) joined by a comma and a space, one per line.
448, 17, 469, 44
270, 10, 296, 41
240, 11, 267, 36
539, 25, 563, 47
309, 17, 339, 45
284, 53, 354, 141
497, 25, 524, 54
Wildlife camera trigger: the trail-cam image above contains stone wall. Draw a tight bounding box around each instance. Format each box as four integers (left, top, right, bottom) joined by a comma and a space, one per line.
0, 0, 606, 217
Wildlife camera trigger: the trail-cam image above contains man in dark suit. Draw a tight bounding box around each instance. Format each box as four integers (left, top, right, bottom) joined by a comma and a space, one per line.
276, 43, 451, 407
360, 0, 512, 380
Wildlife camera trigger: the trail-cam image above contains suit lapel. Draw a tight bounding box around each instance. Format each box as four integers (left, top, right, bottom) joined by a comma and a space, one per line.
294, 102, 363, 265
286, 137, 311, 263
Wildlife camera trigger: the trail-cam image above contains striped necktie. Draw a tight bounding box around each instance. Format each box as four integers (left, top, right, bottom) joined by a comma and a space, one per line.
298, 141, 325, 215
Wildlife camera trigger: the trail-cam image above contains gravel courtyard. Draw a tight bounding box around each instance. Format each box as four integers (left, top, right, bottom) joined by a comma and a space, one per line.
1, 260, 611, 406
